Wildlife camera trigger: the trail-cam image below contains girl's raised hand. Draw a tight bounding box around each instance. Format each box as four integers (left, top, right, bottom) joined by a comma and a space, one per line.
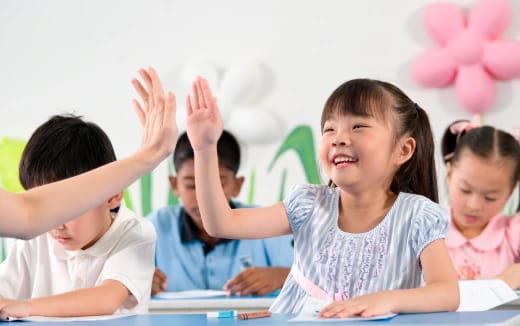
131, 67, 178, 163
185, 77, 223, 152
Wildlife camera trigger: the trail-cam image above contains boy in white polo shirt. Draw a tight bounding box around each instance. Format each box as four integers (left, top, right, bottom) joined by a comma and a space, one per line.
0, 115, 155, 319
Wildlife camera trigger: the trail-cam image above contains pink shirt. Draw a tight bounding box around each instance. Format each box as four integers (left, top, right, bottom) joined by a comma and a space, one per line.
446, 213, 520, 280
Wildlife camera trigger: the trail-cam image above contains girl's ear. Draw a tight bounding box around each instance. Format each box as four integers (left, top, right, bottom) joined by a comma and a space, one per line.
107, 192, 124, 209
396, 136, 416, 166
445, 161, 453, 185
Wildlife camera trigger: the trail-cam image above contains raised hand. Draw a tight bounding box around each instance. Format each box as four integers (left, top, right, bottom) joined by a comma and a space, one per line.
185, 77, 223, 152
131, 67, 178, 162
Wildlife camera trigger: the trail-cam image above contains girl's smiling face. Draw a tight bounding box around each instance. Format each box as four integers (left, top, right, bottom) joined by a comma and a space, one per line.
447, 148, 515, 238
319, 113, 413, 193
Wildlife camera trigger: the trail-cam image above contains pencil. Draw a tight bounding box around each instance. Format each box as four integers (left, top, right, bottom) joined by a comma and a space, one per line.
237, 311, 272, 320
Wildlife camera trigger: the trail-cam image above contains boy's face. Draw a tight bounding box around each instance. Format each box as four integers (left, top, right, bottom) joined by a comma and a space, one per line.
49, 193, 123, 251
170, 159, 244, 231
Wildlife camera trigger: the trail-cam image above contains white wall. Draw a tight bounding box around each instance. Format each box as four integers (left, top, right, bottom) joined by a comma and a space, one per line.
1, 0, 519, 214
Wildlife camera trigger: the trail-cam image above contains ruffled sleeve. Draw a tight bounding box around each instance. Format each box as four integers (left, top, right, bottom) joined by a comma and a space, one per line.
410, 201, 450, 259
283, 184, 318, 233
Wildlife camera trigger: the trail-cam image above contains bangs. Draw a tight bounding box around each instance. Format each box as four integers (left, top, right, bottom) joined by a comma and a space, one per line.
320, 79, 392, 129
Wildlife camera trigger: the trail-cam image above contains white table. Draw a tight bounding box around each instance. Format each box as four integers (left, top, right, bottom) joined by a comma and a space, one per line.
149, 297, 275, 314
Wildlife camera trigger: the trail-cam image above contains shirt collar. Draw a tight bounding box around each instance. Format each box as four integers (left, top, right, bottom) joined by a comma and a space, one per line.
179, 202, 235, 245
52, 205, 133, 260
446, 212, 507, 251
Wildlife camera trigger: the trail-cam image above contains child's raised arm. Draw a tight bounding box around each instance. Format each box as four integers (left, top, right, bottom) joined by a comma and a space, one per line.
0, 67, 177, 239
186, 77, 291, 239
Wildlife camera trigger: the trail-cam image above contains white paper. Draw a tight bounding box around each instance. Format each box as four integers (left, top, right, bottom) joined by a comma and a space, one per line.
457, 279, 519, 311
289, 297, 397, 322
9, 313, 134, 322
154, 290, 227, 299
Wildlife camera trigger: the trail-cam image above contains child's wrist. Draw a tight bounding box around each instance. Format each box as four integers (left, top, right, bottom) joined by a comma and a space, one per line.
132, 146, 164, 170
21, 299, 33, 317
384, 290, 400, 313
193, 146, 218, 156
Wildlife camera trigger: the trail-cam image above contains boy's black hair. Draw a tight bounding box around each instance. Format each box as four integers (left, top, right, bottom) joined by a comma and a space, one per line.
173, 130, 240, 174
19, 114, 117, 190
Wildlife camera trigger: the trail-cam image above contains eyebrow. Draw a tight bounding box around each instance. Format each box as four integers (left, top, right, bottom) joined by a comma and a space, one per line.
460, 180, 501, 194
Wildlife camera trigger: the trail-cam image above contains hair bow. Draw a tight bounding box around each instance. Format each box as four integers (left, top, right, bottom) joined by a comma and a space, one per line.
444, 118, 481, 161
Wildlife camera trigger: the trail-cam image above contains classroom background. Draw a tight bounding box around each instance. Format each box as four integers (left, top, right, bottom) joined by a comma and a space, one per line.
0, 0, 519, 258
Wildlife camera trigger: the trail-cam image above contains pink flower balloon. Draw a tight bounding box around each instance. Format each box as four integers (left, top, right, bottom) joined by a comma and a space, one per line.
412, 0, 520, 114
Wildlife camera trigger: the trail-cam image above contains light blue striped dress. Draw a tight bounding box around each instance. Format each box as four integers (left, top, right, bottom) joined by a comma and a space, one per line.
270, 184, 449, 313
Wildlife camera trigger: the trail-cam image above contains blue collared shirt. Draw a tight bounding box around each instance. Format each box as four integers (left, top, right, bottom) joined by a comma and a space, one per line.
148, 202, 294, 291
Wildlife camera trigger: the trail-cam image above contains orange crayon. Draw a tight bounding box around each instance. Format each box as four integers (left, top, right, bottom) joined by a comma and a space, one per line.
238, 311, 272, 320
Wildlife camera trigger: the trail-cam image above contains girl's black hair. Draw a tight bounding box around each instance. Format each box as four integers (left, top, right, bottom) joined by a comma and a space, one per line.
321, 79, 438, 202
442, 121, 520, 211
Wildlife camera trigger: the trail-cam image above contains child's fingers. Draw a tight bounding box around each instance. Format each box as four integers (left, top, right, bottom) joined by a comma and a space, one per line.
320, 302, 346, 317
148, 67, 165, 95
199, 78, 216, 110
360, 308, 379, 318
226, 277, 254, 295
165, 92, 176, 126
238, 280, 265, 296
223, 271, 246, 290
131, 79, 149, 106
254, 284, 273, 296
139, 68, 155, 108
149, 67, 166, 111
195, 78, 208, 109
138, 69, 154, 94
0, 310, 8, 322
191, 81, 200, 109
186, 95, 193, 115
154, 268, 168, 281
132, 100, 146, 126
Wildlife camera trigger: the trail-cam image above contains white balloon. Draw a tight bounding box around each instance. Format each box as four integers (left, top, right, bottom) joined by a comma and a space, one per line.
179, 62, 219, 91
176, 105, 187, 133
219, 62, 267, 106
226, 108, 284, 145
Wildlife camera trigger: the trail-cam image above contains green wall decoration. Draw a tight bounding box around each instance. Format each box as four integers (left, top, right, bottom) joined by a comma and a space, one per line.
247, 169, 256, 205
140, 172, 152, 217
268, 125, 321, 184
0, 137, 27, 262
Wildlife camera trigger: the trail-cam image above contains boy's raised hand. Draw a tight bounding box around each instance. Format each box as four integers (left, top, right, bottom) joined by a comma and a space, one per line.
185, 77, 223, 152
131, 67, 178, 162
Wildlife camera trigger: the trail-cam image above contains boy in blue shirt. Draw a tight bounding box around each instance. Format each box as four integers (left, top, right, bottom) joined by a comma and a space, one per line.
149, 131, 293, 296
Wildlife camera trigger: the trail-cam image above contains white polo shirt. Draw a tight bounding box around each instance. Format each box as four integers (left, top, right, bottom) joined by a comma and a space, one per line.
0, 205, 156, 314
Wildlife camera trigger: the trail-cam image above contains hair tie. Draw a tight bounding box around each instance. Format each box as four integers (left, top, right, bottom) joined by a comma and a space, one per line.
511, 126, 520, 145
444, 120, 481, 161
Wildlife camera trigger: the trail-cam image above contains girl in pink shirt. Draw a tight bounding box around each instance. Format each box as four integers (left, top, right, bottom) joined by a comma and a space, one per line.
442, 120, 520, 290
